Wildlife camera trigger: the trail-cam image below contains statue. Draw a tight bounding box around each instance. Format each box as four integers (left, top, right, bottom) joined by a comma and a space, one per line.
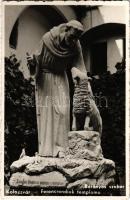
72, 76, 102, 134
26, 20, 102, 158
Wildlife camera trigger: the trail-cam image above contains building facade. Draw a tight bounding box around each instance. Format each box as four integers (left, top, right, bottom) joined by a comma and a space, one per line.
5, 5, 126, 77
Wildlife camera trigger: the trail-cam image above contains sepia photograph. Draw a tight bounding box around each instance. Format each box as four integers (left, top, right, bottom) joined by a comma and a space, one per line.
2, 1, 129, 198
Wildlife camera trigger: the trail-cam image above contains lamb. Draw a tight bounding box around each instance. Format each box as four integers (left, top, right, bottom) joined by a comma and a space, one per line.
72, 76, 102, 135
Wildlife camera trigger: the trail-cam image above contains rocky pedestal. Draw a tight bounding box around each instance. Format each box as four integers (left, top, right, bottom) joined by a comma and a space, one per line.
9, 131, 116, 193
66, 131, 103, 160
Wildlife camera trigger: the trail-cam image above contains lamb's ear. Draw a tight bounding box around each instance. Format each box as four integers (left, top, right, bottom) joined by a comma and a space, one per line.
65, 26, 70, 32
88, 77, 92, 82
77, 77, 80, 85
74, 76, 80, 85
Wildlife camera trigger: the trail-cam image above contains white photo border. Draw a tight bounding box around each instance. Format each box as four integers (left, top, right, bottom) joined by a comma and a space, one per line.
1, 1, 129, 200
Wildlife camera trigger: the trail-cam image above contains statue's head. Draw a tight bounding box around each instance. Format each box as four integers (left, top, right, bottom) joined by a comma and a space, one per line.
65, 20, 84, 47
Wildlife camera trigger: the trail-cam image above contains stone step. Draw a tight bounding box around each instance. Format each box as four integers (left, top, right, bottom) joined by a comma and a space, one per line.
10, 156, 115, 188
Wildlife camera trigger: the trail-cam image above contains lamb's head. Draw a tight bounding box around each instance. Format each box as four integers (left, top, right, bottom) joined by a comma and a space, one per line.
73, 70, 88, 85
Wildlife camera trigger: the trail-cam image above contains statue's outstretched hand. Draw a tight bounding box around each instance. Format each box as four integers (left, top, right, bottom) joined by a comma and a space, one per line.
26, 52, 36, 67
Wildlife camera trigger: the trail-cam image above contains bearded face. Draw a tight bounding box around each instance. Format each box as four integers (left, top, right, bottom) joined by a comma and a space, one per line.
65, 27, 83, 47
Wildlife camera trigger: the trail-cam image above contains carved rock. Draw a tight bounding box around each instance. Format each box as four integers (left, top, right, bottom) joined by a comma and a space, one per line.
66, 131, 103, 160
93, 159, 115, 178
10, 156, 36, 173
96, 175, 115, 187
9, 156, 115, 189
25, 157, 99, 181
105, 170, 116, 179
9, 131, 116, 192
9, 171, 68, 188
67, 178, 97, 189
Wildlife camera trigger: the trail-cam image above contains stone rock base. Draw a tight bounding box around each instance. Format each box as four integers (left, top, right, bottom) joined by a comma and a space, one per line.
9, 131, 116, 194
9, 171, 67, 188
9, 156, 115, 190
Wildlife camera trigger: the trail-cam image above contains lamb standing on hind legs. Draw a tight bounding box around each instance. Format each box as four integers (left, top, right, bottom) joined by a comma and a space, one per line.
72, 71, 102, 135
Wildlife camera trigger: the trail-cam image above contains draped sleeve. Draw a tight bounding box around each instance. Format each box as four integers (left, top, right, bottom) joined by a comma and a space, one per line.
29, 37, 44, 78
71, 41, 88, 80
71, 41, 94, 96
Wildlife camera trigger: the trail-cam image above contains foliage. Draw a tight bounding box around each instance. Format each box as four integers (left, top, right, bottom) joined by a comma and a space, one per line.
90, 60, 125, 176
5, 55, 37, 184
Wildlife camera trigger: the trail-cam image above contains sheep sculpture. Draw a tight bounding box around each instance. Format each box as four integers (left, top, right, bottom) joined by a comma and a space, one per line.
72, 77, 102, 135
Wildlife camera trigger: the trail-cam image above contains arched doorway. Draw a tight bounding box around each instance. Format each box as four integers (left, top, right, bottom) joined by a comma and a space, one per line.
8, 5, 68, 78
81, 23, 125, 74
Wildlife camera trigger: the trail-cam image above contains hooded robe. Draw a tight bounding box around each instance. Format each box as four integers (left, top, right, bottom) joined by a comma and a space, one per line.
29, 23, 88, 157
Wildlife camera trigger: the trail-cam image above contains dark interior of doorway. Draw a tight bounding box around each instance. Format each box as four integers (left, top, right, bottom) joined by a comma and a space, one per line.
91, 42, 107, 75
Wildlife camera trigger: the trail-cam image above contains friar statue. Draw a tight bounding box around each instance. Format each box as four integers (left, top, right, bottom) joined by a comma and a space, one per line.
27, 20, 102, 158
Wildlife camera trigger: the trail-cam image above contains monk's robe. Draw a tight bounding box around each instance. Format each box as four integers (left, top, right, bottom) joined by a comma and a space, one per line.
29, 23, 88, 157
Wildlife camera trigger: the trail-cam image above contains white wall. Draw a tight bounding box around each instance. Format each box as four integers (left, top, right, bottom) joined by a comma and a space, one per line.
82, 5, 127, 31
82, 8, 104, 31
14, 7, 51, 78
107, 38, 123, 73
99, 6, 127, 25
5, 5, 27, 55
56, 6, 76, 21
